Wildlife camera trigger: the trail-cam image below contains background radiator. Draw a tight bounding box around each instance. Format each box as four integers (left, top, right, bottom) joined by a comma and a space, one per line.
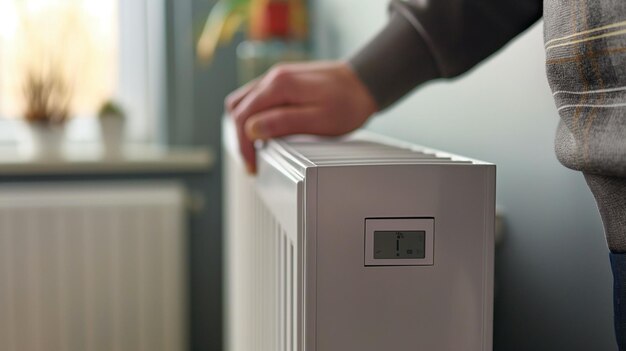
0, 182, 187, 351
224, 120, 496, 351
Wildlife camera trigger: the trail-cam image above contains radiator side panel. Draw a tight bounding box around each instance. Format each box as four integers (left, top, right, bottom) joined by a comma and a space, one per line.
314, 164, 495, 351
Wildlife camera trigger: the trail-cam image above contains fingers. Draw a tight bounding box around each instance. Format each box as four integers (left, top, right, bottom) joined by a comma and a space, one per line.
225, 79, 258, 113
231, 68, 301, 173
232, 86, 282, 173
226, 63, 310, 113
227, 62, 356, 174
229, 80, 259, 173
233, 67, 300, 122
235, 113, 258, 174
244, 106, 330, 141
235, 106, 318, 175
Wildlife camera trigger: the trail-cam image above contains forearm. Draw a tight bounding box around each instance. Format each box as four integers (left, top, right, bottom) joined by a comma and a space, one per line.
349, 0, 543, 109
349, 12, 440, 110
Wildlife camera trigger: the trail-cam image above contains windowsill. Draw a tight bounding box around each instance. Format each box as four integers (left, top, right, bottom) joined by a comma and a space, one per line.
0, 143, 214, 176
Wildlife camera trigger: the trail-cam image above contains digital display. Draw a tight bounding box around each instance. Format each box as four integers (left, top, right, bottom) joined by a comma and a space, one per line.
374, 231, 426, 259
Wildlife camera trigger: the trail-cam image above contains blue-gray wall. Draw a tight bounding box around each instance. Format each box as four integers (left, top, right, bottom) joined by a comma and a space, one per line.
166, 0, 238, 350
313, 2, 615, 350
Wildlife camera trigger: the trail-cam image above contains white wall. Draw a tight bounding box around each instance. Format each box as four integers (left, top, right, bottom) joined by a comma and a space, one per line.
313, 1, 616, 349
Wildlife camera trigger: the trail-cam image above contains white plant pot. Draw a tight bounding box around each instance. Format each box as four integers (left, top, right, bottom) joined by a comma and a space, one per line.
23, 123, 66, 159
99, 117, 125, 157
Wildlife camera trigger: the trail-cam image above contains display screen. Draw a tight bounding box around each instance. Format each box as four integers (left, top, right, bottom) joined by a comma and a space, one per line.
374, 231, 426, 259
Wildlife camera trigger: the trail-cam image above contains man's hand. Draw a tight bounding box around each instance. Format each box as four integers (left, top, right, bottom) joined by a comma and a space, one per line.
225, 61, 378, 174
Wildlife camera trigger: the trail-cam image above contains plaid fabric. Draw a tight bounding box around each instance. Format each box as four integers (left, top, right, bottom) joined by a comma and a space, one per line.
545, 0, 626, 253
544, 0, 626, 177
585, 174, 626, 252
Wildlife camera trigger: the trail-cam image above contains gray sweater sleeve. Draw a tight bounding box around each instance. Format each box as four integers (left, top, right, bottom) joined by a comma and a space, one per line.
350, 0, 543, 109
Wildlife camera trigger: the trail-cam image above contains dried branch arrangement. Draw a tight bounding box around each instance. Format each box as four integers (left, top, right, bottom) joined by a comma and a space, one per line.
22, 70, 71, 125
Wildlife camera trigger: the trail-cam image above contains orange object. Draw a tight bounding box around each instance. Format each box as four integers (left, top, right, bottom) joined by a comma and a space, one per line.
264, 1, 289, 38
248, 0, 308, 40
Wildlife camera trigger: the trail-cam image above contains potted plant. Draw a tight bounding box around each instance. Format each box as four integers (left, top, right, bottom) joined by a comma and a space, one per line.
98, 100, 125, 158
22, 70, 71, 158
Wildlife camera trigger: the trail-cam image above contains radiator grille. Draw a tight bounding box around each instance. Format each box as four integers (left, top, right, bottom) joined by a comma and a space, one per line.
286, 140, 473, 165
0, 183, 187, 351
253, 195, 297, 351
225, 147, 300, 351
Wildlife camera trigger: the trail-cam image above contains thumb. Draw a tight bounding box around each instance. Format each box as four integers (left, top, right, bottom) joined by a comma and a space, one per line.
244, 106, 327, 140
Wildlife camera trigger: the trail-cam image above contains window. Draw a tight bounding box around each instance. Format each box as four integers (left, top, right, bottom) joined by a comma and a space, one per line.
0, 0, 165, 143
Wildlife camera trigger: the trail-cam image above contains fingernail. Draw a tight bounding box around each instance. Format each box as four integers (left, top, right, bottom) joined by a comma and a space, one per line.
246, 120, 268, 140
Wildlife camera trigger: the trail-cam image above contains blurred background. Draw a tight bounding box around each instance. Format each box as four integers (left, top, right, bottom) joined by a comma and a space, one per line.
0, 0, 615, 350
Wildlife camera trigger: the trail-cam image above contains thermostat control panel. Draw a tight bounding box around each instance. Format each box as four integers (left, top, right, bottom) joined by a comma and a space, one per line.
365, 218, 434, 266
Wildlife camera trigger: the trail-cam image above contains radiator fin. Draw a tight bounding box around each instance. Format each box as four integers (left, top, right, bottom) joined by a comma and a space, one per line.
225, 149, 299, 351
252, 193, 297, 351
287, 140, 473, 165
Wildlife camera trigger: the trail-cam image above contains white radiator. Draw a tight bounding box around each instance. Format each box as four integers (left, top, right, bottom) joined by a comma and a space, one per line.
0, 182, 187, 351
224, 120, 496, 351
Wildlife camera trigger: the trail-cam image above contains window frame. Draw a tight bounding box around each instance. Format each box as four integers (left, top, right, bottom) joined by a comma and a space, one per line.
117, 0, 167, 143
